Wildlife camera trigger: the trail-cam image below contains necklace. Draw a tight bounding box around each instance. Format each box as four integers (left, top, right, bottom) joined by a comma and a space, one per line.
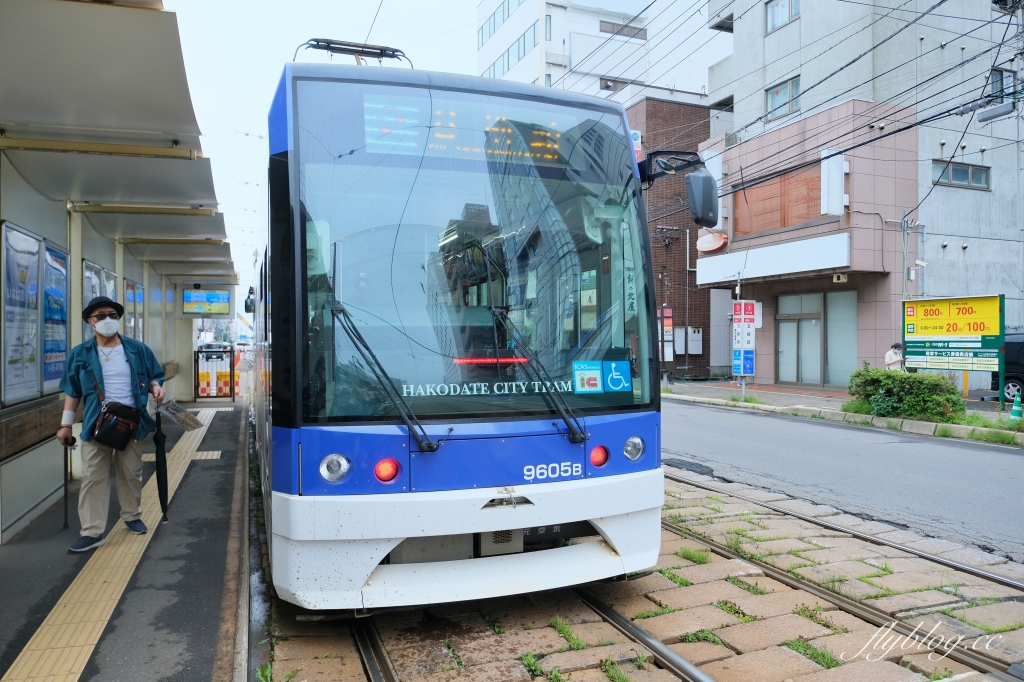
97, 342, 119, 362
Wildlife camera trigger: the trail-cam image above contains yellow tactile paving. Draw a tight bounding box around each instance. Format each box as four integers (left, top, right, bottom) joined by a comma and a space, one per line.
141, 449, 220, 462
1, 409, 219, 682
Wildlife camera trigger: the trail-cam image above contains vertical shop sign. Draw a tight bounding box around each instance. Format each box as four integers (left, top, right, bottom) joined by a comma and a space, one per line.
43, 244, 69, 394
3, 223, 42, 404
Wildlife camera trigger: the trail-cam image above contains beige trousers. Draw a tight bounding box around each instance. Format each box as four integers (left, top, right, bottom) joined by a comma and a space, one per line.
78, 437, 144, 538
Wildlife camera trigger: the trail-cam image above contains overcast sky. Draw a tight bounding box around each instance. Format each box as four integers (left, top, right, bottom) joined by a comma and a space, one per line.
164, 0, 478, 320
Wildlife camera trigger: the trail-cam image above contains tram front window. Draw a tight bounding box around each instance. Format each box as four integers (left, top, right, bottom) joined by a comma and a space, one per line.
297, 80, 652, 421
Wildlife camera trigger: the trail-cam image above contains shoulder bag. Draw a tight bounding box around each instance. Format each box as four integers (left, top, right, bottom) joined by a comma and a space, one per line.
90, 369, 141, 451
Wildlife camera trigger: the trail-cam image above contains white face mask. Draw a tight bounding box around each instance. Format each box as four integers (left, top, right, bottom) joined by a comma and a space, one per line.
94, 317, 120, 337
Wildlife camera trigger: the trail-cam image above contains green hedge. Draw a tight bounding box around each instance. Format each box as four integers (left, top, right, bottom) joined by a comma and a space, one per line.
847, 367, 965, 422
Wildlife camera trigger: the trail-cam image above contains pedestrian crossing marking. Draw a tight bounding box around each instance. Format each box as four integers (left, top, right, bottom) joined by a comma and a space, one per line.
1, 409, 219, 682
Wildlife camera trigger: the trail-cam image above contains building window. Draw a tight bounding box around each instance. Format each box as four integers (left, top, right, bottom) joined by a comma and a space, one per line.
545, 14, 552, 40
932, 160, 990, 190
599, 20, 647, 40
481, 21, 539, 78
478, 0, 529, 49
733, 163, 820, 237
766, 76, 800, 119
545, 73, 552, 86
988, 68, 1013, 102
766, 0, 799, 33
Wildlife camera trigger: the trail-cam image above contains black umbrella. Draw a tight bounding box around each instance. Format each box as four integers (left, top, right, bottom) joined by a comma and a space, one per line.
154, 413, 169, 523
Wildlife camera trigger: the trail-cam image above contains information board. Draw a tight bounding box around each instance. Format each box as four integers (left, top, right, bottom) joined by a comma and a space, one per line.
3, 223, 42, 404
903, 295, 1003, 372
42, 244, 69, 394
732, 300, 756, 376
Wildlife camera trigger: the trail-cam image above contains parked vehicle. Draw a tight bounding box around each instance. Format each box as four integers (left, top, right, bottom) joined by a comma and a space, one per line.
991, 333, 1024, 400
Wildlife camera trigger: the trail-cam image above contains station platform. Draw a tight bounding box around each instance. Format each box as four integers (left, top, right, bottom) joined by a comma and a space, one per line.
0, 403, 247, 682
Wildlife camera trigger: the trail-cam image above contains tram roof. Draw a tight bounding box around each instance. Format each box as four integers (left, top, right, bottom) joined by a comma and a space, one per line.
282, 63, 630, 114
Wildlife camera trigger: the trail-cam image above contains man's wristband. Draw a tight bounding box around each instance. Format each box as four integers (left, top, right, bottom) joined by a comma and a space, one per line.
60, 410, 76, 428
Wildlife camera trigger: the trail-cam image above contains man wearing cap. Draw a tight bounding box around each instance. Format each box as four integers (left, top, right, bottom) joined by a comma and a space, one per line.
885, 342, 906, 371
56, 296, 166, 552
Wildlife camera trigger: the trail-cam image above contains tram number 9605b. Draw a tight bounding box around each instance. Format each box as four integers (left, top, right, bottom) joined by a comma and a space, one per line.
524, 462, 582, 481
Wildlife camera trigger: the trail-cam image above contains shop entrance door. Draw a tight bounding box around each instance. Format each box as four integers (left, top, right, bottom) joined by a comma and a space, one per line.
776, 294, 823, 385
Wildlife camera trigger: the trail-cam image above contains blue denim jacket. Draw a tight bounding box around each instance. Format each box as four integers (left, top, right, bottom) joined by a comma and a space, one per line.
59, 335, 166, 442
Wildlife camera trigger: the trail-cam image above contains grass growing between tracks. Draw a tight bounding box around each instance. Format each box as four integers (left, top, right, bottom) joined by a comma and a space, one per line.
678, 629, 724, 645
794, 605, 848, 634
728, 576, 768, 595
550, 616, 587, 650
480, 609, 504, 634
713, 600, 758, 623
657, 569, 694, 587
676, 547, 712, 564
783, 638, 843, 669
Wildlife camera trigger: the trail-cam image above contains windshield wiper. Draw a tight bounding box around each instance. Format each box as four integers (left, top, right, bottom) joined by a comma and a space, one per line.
496, 310, 588, 444
331, 304, 440, 452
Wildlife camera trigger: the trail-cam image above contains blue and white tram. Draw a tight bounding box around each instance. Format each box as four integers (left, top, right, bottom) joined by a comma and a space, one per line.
253, 62, 666, 610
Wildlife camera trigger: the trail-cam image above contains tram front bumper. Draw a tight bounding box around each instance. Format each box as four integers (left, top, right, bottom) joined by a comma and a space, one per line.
269, 468, 664, 609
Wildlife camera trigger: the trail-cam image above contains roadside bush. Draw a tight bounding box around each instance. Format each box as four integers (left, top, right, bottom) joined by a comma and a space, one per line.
847, 368, 965, 422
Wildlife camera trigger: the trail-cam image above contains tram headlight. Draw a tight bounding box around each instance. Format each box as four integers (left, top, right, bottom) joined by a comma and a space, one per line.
319, 454, 351, 483
623, 436, 645, 461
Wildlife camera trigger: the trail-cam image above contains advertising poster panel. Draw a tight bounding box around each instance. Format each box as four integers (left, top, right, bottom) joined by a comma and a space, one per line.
43, 245, 69, 394
3, 223, 42, 404
83, 260, 103, 340
125, 279, 137, 339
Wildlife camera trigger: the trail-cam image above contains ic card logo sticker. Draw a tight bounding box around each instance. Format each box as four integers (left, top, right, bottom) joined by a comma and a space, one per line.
602, 361, 632, 392
572, 361, 603, 393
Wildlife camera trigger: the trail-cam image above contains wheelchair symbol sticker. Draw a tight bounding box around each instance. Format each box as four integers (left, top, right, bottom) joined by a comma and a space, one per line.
602, 361, 633, 392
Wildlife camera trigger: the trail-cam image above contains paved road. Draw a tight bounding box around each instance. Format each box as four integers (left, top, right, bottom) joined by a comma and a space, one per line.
661, 400, 1024, 562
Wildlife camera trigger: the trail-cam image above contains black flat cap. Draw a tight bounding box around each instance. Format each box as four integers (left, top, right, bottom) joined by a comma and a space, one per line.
83, 296, 124, 321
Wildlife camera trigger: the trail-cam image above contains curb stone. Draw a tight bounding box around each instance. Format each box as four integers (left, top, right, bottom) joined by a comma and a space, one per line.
661, 391, 1022, 448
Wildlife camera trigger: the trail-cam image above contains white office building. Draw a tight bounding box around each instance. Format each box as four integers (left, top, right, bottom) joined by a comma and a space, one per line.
476, 0, 732, 104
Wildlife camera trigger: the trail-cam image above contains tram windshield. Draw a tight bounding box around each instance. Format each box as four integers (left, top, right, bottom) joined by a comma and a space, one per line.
297, 79, 652, 422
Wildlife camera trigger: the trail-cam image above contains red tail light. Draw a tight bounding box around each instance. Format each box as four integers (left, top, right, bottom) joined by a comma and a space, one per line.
589, 446, 609, 467
374, 458, 400, 482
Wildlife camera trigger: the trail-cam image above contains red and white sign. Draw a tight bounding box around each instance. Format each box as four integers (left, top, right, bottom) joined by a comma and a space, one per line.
732, 300, 757, 350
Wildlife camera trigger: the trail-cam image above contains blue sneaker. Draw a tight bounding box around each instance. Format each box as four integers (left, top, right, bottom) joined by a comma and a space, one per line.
125, 519, 148, 535
69, 536, 105, 553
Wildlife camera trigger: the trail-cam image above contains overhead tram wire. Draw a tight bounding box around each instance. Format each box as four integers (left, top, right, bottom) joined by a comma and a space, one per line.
708, 20, 1014, 182
907, 16, 1016, 219
584, 0, 754, 99
552, 0, 659, 88
642, 0, 919, 147
723, 0, 954, 145
723, 37, 1015, 182
364, 0, 385, 44
560, 0, 716, 93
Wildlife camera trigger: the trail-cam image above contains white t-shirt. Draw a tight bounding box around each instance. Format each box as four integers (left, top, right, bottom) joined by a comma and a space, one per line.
884, 349, 904, 371
99, 344, 136, 405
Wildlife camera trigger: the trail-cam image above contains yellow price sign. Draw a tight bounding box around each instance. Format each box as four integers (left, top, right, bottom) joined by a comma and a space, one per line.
903, 295, 1001, 339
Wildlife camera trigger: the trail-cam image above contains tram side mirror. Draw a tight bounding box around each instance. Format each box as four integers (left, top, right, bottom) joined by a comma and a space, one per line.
685, 167, 719, 228
244, 296, 255, 314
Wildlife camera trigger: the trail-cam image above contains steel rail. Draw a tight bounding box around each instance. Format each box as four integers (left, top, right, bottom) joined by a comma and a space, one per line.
663, 472, 1024, 592
658, 482, 1023, 680
351, 619, 399, 682
573, 586, 717, 682
661, 519, 1021, 681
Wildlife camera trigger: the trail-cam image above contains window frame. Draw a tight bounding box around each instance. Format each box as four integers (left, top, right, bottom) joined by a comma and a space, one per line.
931, 160, 991, 191
765, 76, 800, 120
987, 68, 1013, 103
766, 0, 800, 34
598, 20, 648, 40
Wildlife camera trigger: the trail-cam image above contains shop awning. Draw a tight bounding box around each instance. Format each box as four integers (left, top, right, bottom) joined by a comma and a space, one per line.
0, 0, 201, 150
3, 152, 217, 207
85, 213, 228, 241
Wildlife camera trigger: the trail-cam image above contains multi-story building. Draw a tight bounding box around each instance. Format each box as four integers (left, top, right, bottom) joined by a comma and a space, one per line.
697, 0, 1023, 389
476, 0, 734, 376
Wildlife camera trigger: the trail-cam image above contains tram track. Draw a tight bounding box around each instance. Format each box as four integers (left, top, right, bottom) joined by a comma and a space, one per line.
662, 471, 1024, 682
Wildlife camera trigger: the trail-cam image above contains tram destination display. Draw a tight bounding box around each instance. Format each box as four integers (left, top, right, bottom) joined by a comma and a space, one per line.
183, 289, 230, 315
902, 295, 1004, 373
